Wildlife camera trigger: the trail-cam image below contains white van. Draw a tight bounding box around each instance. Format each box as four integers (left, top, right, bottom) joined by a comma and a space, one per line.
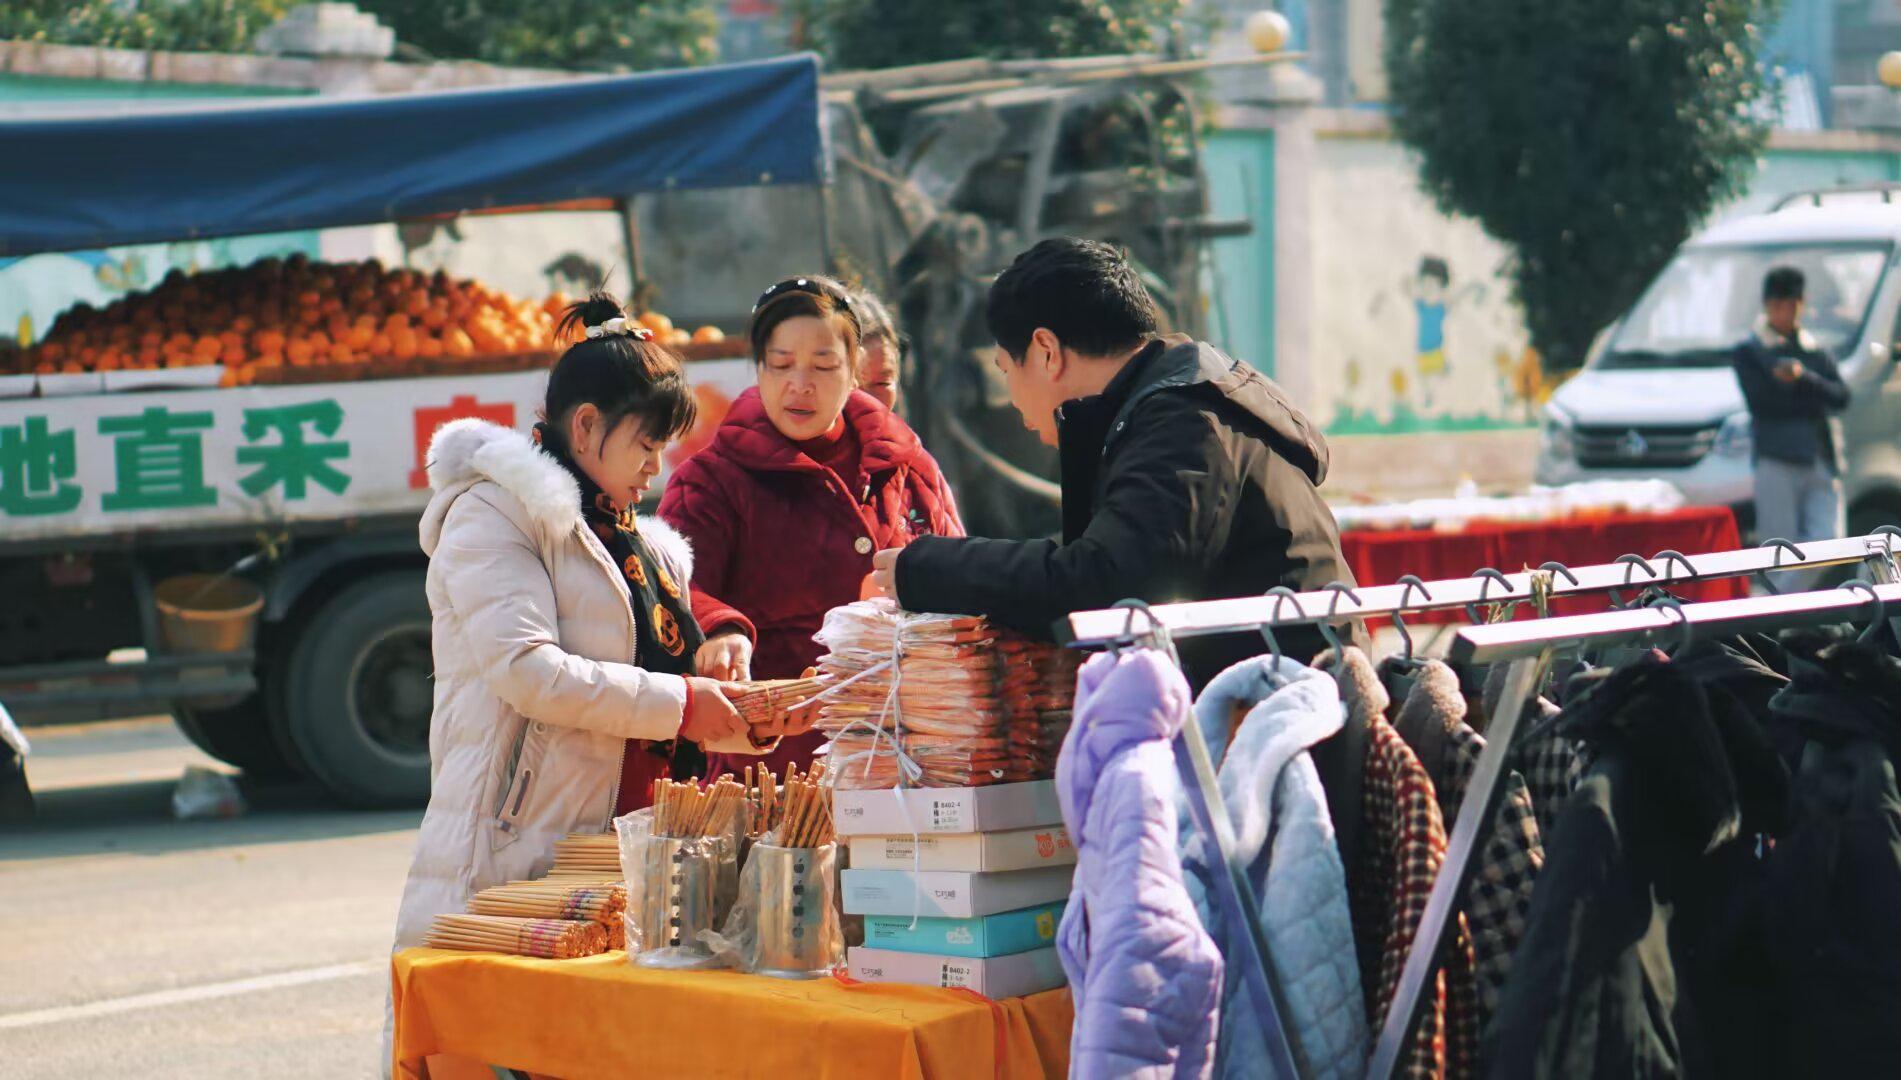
1537, 188, 1901, 537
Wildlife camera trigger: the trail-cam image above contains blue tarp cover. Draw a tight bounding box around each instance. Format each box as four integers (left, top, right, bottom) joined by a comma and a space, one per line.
0, 55, 823, 256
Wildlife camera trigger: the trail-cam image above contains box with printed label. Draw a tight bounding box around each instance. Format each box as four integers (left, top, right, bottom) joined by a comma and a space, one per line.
832, 780, 1061, 837
847, 826, 1076, 873
863, 901, 1065, 958
841, 865, 1073, 919
848, 945, 1067, 999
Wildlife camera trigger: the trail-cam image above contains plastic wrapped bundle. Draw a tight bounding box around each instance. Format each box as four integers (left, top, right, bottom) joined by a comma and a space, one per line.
813, 600, 1013, 789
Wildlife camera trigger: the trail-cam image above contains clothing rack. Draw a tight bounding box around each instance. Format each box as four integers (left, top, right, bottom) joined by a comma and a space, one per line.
1072, 531, 1901, 1080
1063, 532, 1901, 647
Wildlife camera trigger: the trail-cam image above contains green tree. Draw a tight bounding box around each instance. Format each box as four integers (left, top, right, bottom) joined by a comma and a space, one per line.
795, 0, 1187, 69
357, 0, 718, 70
1383, 0, 1778, 371
0, 1, 295, 53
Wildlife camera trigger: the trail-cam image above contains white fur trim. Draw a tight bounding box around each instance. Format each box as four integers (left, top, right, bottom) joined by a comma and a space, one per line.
641, 515, 695, 583
426, 419, 580, 534
424, 418, 688, 551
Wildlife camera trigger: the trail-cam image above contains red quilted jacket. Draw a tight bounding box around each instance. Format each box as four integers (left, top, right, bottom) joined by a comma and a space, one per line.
660, 387, 963, 772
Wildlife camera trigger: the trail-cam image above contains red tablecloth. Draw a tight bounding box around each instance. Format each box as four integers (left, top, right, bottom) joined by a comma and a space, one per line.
1341, 506, 1746, 624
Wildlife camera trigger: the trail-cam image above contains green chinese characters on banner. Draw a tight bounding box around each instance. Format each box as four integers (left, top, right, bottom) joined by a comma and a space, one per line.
0, 398, 356, 520
98, 406, 217, 510
0, 415, 83, 516
238, 400, 351, 499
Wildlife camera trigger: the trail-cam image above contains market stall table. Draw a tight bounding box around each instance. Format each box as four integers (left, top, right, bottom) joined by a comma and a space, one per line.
392, 949, 1073, 1080
1340, 506, 1748, 623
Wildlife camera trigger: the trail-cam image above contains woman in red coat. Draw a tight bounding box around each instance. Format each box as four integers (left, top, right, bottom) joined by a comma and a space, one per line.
660, 276, 963, 777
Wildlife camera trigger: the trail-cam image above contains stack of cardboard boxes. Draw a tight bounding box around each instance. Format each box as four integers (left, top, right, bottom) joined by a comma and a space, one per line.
838, 780, 1076, 998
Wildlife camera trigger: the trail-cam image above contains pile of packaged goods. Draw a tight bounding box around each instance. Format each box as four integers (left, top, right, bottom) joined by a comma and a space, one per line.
995, 634, 1078, 782
838, 782, 1075, 998
813, 601, 1077, 790
8, 255, 729, 386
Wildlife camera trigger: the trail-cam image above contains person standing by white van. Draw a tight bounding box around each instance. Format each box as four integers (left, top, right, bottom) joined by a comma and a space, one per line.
1734, 266, 1851, 584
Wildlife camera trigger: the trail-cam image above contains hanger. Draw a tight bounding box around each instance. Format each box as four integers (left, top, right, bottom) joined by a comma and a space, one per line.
1755, 538, 1806, 596
1389, 576, 1434, 667
1318, 581, 1359, 657
1648, 595, 1697, 654
1463, 568, 1518, 625
1841, 579, 1889, 644
1607, 553, 1661, 610
1259, 586, 1305, 669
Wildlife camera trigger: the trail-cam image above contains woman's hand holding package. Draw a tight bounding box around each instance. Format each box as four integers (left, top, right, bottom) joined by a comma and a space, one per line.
681, 677, 748, 747
695, 630, 753, 681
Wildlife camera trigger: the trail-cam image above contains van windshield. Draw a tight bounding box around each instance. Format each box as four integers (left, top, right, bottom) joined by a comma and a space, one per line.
1600, 242, 1892, 368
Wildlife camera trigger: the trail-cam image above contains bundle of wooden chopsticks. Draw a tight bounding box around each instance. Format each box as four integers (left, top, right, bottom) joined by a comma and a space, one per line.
652, 775, 747, 839
424, 835, 634, 958
550, 832, 621, 874
743, 761, 834, 848
726, 676, 824, 731
425, 913, 608, 959
470, 880, 627, 924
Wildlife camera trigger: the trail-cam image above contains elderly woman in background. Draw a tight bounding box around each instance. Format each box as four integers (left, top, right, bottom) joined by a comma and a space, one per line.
851, 288, 903, 411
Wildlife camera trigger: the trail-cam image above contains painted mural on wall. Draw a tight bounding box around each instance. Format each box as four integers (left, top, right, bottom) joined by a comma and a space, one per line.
0, 233, 320, 350
1311, 136, 1546, 436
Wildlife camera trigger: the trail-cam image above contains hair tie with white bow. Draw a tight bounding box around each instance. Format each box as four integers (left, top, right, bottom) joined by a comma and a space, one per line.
585, 316, 655, 341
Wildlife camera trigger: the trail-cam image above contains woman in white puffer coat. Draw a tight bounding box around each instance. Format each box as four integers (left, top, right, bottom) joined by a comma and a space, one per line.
385, 294, 777, 1072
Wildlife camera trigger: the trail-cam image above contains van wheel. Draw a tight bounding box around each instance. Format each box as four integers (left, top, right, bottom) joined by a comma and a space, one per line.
284, 571, 433, 808
174, 695, 301, 782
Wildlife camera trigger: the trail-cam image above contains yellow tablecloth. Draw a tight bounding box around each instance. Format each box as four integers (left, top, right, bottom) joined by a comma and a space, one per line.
392, 948, 1074, 1080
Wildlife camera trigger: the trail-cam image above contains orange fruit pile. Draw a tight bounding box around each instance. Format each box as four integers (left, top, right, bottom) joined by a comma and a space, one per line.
14, 255, 723, 386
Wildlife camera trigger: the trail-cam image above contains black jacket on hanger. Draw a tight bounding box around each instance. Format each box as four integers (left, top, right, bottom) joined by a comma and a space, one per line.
1765, 640, 1901, 1074
1485, 653, 1787, 1079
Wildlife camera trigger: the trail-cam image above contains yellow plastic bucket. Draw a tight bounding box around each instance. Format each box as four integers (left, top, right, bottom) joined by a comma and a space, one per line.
153, 574, 265, 655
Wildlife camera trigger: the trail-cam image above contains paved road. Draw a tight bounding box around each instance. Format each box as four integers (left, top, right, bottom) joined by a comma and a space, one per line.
0, 719, 420, 1078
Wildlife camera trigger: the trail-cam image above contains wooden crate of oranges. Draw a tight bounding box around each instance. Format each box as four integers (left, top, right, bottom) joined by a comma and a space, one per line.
8, 255, 740, 388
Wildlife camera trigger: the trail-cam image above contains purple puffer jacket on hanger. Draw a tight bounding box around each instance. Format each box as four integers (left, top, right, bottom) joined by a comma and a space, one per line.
1057, 650, 1224, 1079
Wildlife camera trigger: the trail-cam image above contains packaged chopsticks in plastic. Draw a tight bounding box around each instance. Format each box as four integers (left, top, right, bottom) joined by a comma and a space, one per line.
810, 600, 1087, 788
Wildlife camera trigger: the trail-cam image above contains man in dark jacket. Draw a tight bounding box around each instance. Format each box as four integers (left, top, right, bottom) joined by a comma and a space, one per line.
868, 237, 1354, 686
1734, 266, 1850, 587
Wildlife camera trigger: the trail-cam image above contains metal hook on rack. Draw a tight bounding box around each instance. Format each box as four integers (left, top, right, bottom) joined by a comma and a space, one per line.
1840, 579, 1889, 644
1653, 549, 1698, 580
1109, 598, 1173, 661
1391, 575, 1433, 664
1608, 553, 1660, 609
1260, 586, 1306, 668
1464, 568, 1517, 624
1318, 581, 1361, 656
1536, 561, 1582, 587
1755, 537, 1808, 596
1649, 595, 1696, 654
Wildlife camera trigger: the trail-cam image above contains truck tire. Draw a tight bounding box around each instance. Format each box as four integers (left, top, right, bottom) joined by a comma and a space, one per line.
174, 696, 301, 782
284, 571, 433, 807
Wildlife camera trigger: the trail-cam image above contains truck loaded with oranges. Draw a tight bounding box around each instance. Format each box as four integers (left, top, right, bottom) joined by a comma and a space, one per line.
9, 254, 732, 387
0, 49, 1261, 809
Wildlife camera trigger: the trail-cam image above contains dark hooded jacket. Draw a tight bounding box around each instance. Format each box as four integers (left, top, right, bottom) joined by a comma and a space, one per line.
896, 336, 1354, 687
1764, 640, 1901, 1075
1486, 652, 1789, 1080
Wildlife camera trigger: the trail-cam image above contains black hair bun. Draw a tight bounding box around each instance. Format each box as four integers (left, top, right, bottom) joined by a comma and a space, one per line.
557, 290, 629, 341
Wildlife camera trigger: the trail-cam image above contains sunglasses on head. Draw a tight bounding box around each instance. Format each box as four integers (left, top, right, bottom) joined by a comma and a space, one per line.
752, 277, 855, 314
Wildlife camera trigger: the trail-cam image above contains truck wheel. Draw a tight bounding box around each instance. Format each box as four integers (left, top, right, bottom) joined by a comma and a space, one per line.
285, 571, 433, 807
174, 697, 301, 782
